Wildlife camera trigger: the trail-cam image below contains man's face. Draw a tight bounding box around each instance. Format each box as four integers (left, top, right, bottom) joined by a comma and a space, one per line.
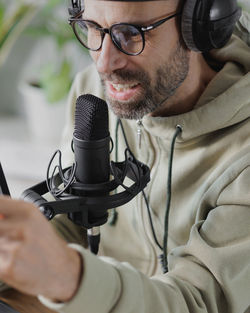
84, 0, 190, 119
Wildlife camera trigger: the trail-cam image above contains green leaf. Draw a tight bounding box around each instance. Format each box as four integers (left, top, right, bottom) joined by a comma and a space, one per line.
39, 60, 72, 104
24, 26, 51, 37
45, 0, 62, 10
0, 4, 5, 30
0, 4, 34, 47
40, 0, 63, 16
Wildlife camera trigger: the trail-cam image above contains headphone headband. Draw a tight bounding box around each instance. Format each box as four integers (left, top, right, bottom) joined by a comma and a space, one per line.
68, 0, 82, 16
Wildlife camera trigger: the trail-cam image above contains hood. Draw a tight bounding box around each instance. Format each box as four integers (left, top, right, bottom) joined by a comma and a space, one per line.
142, 11, 250, 143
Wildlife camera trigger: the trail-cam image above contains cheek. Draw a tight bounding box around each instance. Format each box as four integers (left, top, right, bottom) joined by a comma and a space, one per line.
146, 38, 176, 59
138, 43, 165, 81
89, 51, 98, 63
143, 21, 180, 59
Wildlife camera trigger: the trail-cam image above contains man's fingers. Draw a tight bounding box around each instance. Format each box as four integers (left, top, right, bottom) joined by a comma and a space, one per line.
0, 223, 23, 239
0, 196, 22, 217
0, 217, 25, 242
0, 196, 37, 218
0, 197, 35, 239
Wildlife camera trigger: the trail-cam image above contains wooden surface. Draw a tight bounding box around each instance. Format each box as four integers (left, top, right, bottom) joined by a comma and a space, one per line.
0, 289, 57, 313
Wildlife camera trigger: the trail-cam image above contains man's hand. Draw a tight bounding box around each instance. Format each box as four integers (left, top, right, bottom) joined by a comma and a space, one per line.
0, 196, 82, 302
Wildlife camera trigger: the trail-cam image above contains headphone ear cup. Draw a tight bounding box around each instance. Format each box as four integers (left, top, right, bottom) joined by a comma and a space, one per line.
208, 24, 236, 49
181, 0, 201, 52
181, 0, 215, 52
181, 0, 241, 53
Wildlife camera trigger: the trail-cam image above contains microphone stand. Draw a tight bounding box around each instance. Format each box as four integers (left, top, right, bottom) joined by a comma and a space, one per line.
87, 227, 100, 254
21, 149, 150, 254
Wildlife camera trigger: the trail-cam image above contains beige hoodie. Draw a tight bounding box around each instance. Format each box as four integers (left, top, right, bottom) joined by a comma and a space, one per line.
40, 12, 250, 313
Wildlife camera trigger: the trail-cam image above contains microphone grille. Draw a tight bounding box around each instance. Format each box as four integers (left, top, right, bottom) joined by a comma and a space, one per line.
74, 94, 109, 140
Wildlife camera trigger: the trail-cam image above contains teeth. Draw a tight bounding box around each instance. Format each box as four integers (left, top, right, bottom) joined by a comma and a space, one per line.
111, 83, 138, 91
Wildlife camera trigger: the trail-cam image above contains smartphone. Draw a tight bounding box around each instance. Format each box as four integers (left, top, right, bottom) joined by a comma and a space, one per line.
0, 300, 19, 313
0, 163, 11, 197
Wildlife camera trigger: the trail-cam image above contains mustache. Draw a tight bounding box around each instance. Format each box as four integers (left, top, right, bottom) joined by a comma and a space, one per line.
100, 69, 150, 85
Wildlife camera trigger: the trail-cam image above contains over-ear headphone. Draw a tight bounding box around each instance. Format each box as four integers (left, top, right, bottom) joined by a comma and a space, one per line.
181, 0, 242, 52
68, 0, 242, 53
68, 0, 82, 17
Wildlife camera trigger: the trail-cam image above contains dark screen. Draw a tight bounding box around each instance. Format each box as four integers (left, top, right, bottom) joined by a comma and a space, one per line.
0, 300, 19, 313
0, 163, 11, 196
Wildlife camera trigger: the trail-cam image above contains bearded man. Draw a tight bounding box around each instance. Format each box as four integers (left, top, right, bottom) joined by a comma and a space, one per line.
0, 1, 249, 313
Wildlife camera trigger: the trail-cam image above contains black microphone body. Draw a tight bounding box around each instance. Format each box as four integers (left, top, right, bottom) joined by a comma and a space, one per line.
73, 135, 110, 190
68, 94, 110, 253
70, 136, 110, 228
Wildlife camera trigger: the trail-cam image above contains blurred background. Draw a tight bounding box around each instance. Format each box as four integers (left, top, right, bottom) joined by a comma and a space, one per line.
0, 0, 249, 198
0, 0, 92, 197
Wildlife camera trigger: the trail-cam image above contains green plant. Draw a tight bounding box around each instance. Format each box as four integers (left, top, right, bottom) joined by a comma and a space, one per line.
0, 1, 37, 67
39, 59, 72, 104
24, 0, 81, 104
0, 0, 87, 104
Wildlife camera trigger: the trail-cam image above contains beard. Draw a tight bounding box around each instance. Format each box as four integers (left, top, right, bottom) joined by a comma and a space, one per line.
99, 41, 190, 120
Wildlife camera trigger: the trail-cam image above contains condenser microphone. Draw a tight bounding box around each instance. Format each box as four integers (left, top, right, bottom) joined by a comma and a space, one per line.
21, 94, 151, 254
68, 94, 110, 253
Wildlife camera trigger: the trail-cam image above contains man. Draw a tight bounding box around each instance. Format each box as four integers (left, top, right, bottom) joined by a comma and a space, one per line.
0, 0, 250, 312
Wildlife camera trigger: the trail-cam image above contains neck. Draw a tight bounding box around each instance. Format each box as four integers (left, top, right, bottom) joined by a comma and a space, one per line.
151, 52, 217, 117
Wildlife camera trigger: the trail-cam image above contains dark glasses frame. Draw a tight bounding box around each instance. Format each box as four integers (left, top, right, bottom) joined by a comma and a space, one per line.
68, 10, 182, 56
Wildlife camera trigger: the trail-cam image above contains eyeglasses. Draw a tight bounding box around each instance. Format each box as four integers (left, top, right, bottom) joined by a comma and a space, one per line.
69, 11, 181, 56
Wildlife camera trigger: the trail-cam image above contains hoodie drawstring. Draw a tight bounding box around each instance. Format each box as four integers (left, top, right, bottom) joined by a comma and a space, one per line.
161, 125, 182, 273
110, 118, 182, 274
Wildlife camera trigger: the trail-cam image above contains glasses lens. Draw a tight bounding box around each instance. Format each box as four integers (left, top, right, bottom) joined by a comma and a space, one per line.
111, 24, 144, 55
74, 20, 102, 51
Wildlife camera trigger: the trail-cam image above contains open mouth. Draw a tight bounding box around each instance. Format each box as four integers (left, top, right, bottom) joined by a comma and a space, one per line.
111, 82, 139, 92
107, 82, 141, 101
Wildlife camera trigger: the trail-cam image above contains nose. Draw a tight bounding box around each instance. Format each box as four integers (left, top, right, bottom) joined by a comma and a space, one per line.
94, 35, 128, 75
